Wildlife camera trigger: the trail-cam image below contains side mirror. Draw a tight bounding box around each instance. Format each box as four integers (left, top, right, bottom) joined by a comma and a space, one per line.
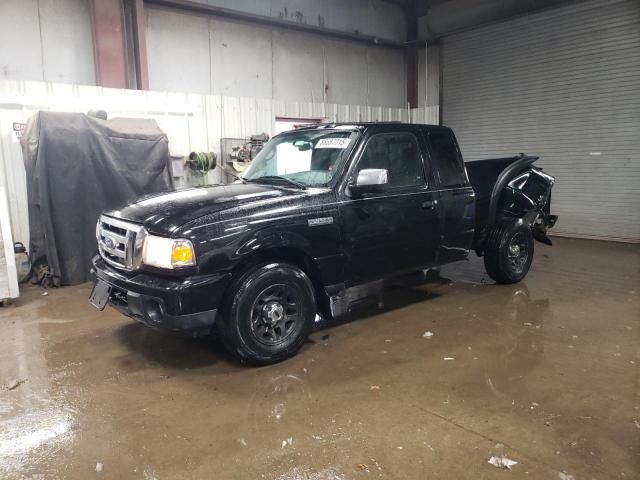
348, 168, 388, 197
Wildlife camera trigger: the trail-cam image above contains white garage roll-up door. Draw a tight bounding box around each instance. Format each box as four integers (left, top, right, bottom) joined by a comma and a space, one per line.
442, 0, 640, 242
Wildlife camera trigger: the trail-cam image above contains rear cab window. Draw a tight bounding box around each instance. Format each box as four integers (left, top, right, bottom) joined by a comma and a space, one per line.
427, 128, 468, 188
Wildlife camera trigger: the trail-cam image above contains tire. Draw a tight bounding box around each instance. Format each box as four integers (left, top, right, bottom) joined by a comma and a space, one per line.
484, 220, 535, 284
217, 262, 316, 365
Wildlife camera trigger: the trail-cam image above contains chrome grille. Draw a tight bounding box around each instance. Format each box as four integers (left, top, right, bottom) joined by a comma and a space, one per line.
97, 215, 146, 271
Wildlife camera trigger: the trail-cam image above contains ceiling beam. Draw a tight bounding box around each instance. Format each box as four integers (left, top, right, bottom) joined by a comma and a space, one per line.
145, 0, 406, 48
420, 0, 578, 39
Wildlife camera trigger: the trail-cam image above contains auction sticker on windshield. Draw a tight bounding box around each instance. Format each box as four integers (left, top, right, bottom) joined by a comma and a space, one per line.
316, 137, 351, 149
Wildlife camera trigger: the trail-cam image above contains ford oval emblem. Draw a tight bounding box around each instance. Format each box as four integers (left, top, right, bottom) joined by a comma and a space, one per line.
104, 235, 116, 249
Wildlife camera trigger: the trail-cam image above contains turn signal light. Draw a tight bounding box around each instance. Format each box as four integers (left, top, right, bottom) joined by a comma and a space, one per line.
171, 241, 195, 266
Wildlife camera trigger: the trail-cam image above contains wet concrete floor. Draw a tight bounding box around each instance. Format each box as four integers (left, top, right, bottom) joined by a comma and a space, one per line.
0, 237, 638, 479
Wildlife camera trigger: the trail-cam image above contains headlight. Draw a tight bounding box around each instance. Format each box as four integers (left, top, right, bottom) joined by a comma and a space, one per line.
142, 235, 195, 269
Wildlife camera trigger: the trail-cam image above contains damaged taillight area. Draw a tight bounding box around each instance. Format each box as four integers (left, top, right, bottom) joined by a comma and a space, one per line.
506, 169, 554, 208
502, 168, 557, 244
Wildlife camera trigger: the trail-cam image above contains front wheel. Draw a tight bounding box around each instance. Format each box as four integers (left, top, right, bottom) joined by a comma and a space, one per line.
218, 262, 316, 365
484, 220, 534, 284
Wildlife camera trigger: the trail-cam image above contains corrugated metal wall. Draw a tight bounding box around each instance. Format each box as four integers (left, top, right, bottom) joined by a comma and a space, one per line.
442, 0, 640, 242
0, 79, 411, 246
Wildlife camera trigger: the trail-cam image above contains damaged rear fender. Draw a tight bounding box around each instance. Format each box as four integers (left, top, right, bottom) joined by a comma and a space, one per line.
486, 155, 557, 248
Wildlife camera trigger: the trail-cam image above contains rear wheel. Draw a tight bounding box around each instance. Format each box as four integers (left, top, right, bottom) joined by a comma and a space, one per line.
484, 220, 534, 284
218, 262, 315, 365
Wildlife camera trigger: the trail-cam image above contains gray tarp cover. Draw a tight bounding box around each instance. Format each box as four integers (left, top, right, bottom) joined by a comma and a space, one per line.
21, 112, 174, 285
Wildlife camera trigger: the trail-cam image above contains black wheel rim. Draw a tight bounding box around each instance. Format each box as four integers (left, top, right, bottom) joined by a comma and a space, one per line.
507, 232, 530, 275
250, 284, 300, 346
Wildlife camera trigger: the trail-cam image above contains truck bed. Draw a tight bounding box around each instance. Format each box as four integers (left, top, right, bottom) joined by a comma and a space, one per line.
466, 156, 521, 237
465, 154, 555, 250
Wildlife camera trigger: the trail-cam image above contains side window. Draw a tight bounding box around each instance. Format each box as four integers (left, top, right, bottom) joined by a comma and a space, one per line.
357, 132, 424, 188
428, 129, 467, 187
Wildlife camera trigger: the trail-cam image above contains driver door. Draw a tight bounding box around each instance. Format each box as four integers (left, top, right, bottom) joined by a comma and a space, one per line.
339, 129, 441, 284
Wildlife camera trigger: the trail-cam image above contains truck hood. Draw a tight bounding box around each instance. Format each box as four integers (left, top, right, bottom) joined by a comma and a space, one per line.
105, 183, 307, 235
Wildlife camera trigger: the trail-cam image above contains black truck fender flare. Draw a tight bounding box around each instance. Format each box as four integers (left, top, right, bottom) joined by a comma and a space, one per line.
487, 154, 539, 227
231, 230, 331, 315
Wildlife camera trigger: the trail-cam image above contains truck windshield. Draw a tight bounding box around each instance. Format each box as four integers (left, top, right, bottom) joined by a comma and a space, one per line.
242, 129, 358, 188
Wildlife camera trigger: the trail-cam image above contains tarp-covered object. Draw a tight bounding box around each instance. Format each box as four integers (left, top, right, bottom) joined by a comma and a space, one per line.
21, 112, 174, 285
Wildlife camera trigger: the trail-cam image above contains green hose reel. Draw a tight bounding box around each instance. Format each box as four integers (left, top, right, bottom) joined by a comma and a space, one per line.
186, 151, 217, 175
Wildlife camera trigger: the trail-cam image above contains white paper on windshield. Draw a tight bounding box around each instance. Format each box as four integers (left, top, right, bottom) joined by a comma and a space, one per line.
315, 137, 351, 149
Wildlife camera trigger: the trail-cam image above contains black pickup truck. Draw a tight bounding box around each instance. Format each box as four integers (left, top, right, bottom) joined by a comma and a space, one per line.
90, 123, 556, 364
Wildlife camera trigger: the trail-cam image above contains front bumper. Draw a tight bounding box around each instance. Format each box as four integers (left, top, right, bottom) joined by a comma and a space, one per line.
90, 255, 231, 336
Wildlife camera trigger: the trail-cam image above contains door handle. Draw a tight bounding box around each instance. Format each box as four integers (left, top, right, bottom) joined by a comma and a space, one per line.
421, 199, 438, 209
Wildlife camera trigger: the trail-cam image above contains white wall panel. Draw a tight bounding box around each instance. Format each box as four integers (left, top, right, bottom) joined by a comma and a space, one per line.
442, 0, 640, 242
210, 19, 273, 98
0, 111, 29, 247
0, 0, 94, 85
146, 9, 212, 95
0, 79, 409, 246
145, 6, 406, 107
324, 39, 368, 105
272, 30, 325, 103
0, 1, 44, 82
0, 186, 20, 300
37, 0, 95, 85
367, 46, 406, 107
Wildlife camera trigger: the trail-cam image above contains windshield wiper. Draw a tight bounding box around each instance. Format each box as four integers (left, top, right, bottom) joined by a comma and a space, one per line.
249, 176, 307, 190
225, 170, 248, 184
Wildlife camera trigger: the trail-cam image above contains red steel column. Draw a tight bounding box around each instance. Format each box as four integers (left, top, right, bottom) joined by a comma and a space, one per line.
89, 0, 129, 88
131, 0, 149, 90
406, 1, 419, 108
